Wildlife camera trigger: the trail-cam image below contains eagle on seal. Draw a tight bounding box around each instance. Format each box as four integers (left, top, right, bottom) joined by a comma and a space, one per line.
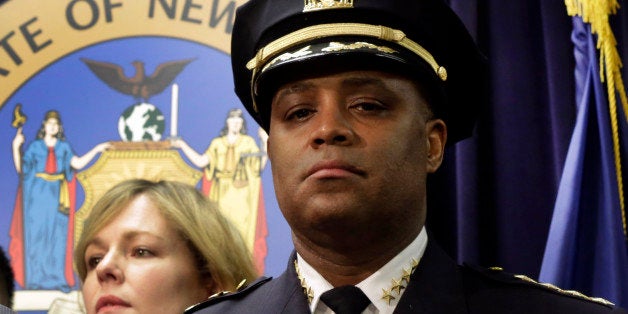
81, 57, 195, 102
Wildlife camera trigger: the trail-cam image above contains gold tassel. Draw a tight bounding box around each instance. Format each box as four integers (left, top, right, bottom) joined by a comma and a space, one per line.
565, 0, 627, 237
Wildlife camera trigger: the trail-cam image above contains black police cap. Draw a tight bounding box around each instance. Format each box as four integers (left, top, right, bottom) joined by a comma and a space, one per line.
231, 0, 487, 144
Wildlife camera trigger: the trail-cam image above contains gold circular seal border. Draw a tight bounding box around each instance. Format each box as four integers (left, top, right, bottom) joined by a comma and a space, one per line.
0, 0, 247, 109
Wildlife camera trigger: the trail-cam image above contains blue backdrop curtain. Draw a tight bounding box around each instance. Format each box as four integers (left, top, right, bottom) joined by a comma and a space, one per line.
428, 0, 628, 307
429, 0, 575, 274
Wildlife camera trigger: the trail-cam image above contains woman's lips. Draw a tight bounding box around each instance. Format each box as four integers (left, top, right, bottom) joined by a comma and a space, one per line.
96, 295, 131, 313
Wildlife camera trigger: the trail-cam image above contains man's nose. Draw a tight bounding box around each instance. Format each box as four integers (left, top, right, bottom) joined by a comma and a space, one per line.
309, 98, 356, 147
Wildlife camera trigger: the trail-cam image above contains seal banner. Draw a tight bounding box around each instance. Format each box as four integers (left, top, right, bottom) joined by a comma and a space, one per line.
0, 1, 294, 312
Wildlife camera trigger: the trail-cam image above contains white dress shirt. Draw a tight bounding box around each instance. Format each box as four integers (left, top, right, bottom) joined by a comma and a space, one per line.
296, 227, 428, 314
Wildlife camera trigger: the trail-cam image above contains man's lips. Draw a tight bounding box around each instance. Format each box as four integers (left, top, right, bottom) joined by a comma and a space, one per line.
96, 295, 131, 313
306, 161, 365, 179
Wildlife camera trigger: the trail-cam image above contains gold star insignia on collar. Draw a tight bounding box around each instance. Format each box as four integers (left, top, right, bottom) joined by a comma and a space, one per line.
390, 278, 405, 294
304, 286, 314, 303
294, 260, 314, 304
381, 258, 420, 305
381, 288, 396, 305
401, 267, 412, 284
411, 258, 419, 269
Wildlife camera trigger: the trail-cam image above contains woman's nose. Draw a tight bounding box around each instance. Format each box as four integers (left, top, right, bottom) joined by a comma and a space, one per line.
95, 252, 124, 284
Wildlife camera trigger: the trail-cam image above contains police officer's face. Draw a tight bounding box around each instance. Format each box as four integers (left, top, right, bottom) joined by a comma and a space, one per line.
267, 70, 446, 244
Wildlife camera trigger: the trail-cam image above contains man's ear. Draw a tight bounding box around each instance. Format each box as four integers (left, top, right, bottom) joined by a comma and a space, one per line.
426, 119, 447, 173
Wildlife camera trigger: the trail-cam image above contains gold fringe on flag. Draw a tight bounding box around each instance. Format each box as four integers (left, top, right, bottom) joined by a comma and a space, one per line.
565, 0, 627, 237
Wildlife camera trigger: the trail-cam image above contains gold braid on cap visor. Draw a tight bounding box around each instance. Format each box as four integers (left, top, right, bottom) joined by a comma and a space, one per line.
246, 22, 448, 113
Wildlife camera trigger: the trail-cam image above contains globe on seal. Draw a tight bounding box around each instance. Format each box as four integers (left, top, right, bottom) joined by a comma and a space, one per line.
117, 102, 166, 142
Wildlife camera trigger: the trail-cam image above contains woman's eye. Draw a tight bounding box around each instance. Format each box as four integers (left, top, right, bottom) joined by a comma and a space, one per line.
87, 256, 102, 269
133, 248, 154, 257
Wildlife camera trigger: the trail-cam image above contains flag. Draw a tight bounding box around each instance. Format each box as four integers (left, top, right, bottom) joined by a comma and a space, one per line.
8, 185, 25, 288
201, 175, 268, 274
538, 11, 628, 307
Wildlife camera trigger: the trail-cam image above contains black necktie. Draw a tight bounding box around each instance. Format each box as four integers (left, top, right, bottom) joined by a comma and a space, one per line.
320, 285, 371, 314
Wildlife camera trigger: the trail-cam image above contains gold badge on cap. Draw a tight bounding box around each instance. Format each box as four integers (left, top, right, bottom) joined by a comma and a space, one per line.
303, 0, 353, 12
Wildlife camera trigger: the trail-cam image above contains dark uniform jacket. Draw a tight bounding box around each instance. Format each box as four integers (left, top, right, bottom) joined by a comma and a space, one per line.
186, 241, 627, 314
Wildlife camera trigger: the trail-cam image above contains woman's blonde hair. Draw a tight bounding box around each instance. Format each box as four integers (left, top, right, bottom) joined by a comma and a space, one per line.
73, 179, 257, 292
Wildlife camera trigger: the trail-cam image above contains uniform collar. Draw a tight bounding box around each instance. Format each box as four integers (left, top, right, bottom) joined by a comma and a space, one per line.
296, 227, 428, 314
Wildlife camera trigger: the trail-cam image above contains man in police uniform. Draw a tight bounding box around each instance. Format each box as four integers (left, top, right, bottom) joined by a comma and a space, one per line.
186, 0, 628, 313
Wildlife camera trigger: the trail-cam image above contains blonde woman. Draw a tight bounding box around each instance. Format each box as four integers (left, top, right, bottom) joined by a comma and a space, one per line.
74, 179, 257, 313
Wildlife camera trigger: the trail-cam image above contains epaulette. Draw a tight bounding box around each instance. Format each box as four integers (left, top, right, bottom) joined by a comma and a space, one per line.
184, 276, 273, 313
462, 263, 615, 308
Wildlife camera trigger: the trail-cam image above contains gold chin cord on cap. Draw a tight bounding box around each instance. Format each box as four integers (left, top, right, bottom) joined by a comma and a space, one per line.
246, 22, 448, 113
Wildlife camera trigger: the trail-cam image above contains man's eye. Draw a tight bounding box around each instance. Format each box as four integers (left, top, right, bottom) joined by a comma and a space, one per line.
353, 101, 385, 112
287, 108, 313, 121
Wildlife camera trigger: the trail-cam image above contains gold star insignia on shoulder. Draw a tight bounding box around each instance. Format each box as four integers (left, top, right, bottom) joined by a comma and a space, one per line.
381, 288, 396, 305
390, 278, 405, 294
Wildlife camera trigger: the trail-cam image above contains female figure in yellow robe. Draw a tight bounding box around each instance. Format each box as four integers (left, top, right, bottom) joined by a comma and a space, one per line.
173, 109, 268, 256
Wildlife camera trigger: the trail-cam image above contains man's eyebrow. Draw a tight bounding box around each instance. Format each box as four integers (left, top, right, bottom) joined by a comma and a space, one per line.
275, 76, 388, 100
275, 81, 315, 99
341, 76, 387, 89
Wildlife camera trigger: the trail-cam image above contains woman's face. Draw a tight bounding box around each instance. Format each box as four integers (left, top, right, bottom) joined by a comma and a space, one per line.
44, 117, 60, 137
81, 195, 209, 314
226, 114, 244, 132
